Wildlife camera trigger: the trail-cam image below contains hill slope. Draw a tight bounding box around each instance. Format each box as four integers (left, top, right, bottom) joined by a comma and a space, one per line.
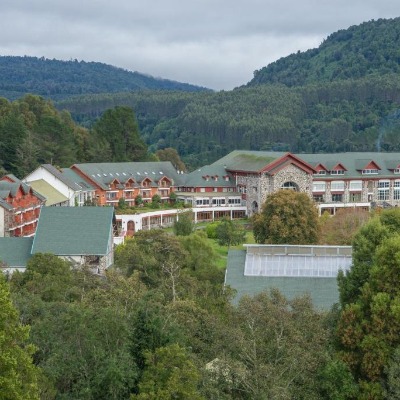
0, 56, 208, 100
249, 17, 400, 87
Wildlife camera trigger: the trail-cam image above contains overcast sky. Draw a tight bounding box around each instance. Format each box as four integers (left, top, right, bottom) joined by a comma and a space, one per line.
0, 1, 399, 90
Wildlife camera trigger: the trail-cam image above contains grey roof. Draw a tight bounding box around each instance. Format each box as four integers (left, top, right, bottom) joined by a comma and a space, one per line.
225, 250, 339, 310
32, 207, 114, 256
41, 164, 83, 191
211, 151, 400, 179
297, 152, 400, 179
183, 164, 235, 187
72, 161, 186, 190
0, 237, 33, 267
61, 168, 95, 191
0, 198, 13, 211
0, 181, 25, 198
212, 150, 286, 172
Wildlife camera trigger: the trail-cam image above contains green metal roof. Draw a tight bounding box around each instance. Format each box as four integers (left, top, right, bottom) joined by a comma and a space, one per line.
61, 168, 96, 190
29, 180, 68, 206
298, 152, 400, 179
0, 237, 33, 267
183, 164, 235, 187
32, 207, 114, 256
212, 150, 285, 172
72, 161, 186, 190
210, 151, 400, 179
225, 250, 339, 310
0, 198, 13, 210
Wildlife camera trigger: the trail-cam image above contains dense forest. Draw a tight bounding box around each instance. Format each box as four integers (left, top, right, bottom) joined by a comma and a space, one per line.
5, 206, 400, 398
249, 17, 400, 87
0, 56, 208, 101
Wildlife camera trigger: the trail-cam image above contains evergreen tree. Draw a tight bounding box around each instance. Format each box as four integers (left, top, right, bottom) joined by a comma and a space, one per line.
92, 106, 147, 162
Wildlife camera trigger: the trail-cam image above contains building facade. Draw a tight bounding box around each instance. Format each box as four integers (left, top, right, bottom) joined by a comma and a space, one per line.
0, 175, 44, 237
70, 161, 185, 207
210, 151, 400, 216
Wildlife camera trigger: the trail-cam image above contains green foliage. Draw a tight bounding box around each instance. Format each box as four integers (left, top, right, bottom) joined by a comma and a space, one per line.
385, 346, 400, 398
215, 219, 246, 247
11, 253, 75, 302
253, 190, 320, 244
150, 194, 161, 209
92, 106, 148, 162
233, 290, 329, 399
173, 211, 194, 236
156, 147, 186, 172
319, 209, 370, 245
205, 222, 219, 239
336, 209, 400, 396
133, 344, 204, 400
118, 197, 128, 209
338, 216, 390, 305
135, 194, 143, 206
0, 274, 40, 400
6, 227, 339, 400
318, 358, 359, 399
0, 95, 83, 176
250, 18, 400, 87
169, 191, 177, 204
0, 56, 206, 101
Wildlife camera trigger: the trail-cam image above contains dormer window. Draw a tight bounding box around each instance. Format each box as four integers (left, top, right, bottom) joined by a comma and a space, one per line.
330, 170, 344, 175
362, 169, 379, 175
394, 168, 400, 174
314, 170, 326, 175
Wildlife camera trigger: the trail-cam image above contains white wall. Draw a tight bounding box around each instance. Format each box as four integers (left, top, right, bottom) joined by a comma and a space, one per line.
24, 167, 76, 206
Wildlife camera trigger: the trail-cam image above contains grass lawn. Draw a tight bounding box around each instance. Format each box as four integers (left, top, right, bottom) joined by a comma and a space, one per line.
207, 230, 255, 270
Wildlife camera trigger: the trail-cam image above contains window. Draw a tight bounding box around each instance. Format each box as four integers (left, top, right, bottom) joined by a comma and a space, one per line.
314, 170, 326, 175
313, 194, 324, 203
332, 194, 343, 202
349, 180, 362, 191
313, 182, 326, 192
378, 180, 389, 201
106, 192, 117, 200
350, 193, 362, 202
362, 169, 379, 174
394, 181, 400, 200
228, 198, 241, 205
196, 199, 210, 206
281, 182, 298, 190
331, 181, 345, 191
330, 170, 344, 175
394, 168, 400, 174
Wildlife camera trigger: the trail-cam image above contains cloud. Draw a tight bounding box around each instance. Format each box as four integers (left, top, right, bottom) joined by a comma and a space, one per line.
0, 1, 398, 89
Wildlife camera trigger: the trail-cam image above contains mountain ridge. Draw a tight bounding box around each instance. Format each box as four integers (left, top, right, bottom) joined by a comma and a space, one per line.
249, 17, 400, 87
0, 55, 209, 100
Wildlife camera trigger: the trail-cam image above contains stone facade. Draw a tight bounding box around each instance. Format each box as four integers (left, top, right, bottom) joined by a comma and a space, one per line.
237, 164, 313, 216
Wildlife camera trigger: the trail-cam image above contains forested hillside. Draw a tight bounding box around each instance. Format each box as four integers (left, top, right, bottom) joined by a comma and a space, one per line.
249, 17, 400, 86
58, 74, 400, 168
2, 18, 400, 172
0, 95, 151, 178
53, 17, 400, 169
0, 56, 208, 101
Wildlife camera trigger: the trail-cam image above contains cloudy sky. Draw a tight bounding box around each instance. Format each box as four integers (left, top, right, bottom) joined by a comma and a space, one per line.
1, 1, 399, 90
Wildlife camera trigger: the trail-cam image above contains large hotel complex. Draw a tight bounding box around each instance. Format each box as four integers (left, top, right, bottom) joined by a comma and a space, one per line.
2, 150, 400, 237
